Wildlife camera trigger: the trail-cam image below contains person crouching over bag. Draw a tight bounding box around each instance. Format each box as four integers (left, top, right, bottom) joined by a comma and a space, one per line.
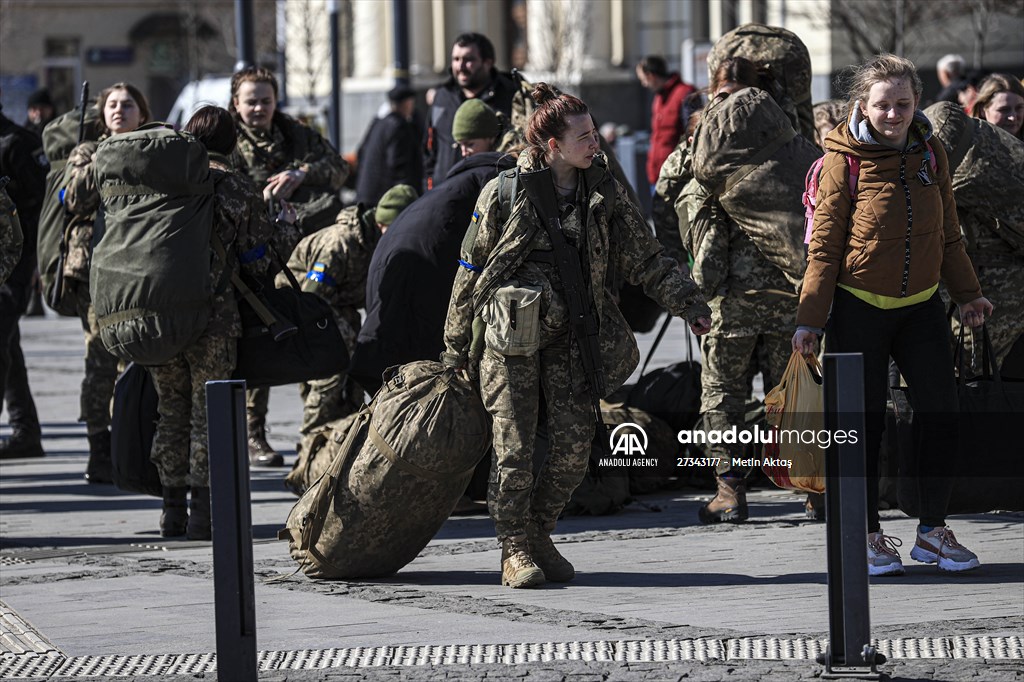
441, 83, 712, 588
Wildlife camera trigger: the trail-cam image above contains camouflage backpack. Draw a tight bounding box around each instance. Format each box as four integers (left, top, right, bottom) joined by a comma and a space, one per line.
38, 105, 102, 315
90, 124, 218, 365
707, 23, 814, 140
281, 361, 492, 579
924, 101, 1024, 255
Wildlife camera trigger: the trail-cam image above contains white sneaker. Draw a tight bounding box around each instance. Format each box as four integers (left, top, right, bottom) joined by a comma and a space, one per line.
867, 530, 905, 576
909, 526, 980, 572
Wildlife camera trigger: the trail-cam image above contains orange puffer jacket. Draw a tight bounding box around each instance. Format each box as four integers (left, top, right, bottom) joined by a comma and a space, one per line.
797, 115, 981, 329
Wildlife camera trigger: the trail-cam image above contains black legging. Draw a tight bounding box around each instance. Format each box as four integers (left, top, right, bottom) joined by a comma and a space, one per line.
825, 288, 957, 531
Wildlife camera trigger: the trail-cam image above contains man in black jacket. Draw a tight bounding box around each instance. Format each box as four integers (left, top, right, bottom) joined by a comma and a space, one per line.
355, 85, 423, 207
0, 103, 48, 459
423, 32, 515, 191
351, 143, 514, 396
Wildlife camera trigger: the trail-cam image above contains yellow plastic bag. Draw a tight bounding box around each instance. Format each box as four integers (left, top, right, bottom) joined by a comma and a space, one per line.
762, 351, 825, 494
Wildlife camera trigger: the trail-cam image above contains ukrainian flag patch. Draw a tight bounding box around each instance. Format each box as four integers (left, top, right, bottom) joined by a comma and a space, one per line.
471, 210, 480, 223
306, 262, 327, 283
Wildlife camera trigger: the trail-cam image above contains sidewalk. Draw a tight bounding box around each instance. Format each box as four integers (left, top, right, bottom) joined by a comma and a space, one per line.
2, 315, 1022, 681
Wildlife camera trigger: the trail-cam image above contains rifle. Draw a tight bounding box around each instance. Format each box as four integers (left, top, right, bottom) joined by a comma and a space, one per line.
49, 81, 89, 310
518, 168, 609, 452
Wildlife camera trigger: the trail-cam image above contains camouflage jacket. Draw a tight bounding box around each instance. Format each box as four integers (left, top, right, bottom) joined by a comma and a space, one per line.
279, 204, 380, 346
676, 176, 795, 337
208, 155, 276, 337
0, 184, 23, 285
63, 138, 107, 283
443, 151, 710, 378
231, 115, 348, 194
652, 142, 692, 265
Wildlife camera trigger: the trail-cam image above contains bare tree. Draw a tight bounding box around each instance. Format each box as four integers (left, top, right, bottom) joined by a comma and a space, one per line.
795, 0, 1024, 68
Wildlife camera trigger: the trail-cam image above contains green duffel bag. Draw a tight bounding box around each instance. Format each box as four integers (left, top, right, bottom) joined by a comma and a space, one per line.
90, 123, 216, 365
282, 360, 492, 579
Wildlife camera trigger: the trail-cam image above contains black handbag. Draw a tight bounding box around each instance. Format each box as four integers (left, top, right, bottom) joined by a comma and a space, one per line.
898, 324, 1024, 515
232, 257, 349, 389
110, 362, 163, 497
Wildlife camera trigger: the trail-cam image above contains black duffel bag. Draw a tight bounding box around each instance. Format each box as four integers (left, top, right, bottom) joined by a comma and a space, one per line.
110, 362, 162, 497
232, 267, 349, 389
898, 324, 1024, 515
626, 317, 702, 434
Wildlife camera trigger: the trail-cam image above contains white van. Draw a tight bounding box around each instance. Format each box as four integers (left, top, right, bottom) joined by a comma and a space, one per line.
165, 76, 233, 129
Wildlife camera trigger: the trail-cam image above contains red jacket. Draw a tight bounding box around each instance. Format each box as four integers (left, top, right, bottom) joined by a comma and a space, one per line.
646, 73, 695, 184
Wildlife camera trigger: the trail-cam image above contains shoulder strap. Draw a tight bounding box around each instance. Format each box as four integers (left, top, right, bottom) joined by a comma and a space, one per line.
845, 154, 860, 198
496, 167, 519, 227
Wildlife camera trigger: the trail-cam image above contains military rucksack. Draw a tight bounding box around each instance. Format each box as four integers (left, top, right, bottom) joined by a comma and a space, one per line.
924, 101, 1024, 255
90, 123, 218, 365
38, 105, 102, 315
281, 361, 492, 579
707, 23, 814, 140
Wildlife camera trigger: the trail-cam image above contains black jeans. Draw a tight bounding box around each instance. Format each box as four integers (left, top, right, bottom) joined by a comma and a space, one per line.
825, 288, 956, 531
0, 283, 40, 437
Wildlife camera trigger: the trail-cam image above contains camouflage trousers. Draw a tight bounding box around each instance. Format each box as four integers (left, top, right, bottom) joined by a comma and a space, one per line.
951, 264, 1024, 374
75, 297, 119, 435
149, 335, 236, 489
479, 334, 595, 541
246, 386, 269, 430
297, 373, 362, 444
700, 332, 791, 476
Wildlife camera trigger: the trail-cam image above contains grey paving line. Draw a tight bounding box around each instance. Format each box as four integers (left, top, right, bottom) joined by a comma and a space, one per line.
2, 636, 1022, 679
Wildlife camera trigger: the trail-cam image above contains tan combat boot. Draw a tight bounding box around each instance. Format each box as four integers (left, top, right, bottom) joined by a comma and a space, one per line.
697, 474, 748, 524
526, 520, 575, 582
500, 534, 545, 588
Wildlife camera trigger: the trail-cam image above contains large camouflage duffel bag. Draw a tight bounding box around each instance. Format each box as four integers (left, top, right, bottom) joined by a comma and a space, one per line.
91, 124, 215, 365
691, 87, 820, 288
707, 23, 814, 140
283, 412, 360, 497
38, 105, 102, 315
924, 101, 1024, 254
281, 361, 492, 579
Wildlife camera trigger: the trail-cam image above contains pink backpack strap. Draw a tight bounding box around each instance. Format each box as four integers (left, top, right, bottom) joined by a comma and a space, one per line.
845, 154, 860, 198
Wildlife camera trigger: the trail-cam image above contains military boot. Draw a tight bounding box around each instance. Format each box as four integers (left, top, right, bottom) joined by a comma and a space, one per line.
186, 486, 212, 541
500, 534, 546, 588
160, 486, 189, 537
247, 418, 283, 468
0, 430, 44, 459
526, 520, 575, 582
84, 429, 113, 484
697, 474, 748, 524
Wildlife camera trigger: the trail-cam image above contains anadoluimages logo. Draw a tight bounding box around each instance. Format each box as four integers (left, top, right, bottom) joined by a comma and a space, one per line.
609, 422, 648, 456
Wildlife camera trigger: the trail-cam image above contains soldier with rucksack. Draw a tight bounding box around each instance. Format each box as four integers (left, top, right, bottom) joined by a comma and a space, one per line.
62, 83, 151, 482
89, 106, 284, 539
441, 84, 711, 589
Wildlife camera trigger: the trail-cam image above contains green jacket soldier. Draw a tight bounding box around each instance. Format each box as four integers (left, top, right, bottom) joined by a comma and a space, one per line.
229, 66, 348, 466
281, 185, 417, 457
442, 85, 710, 589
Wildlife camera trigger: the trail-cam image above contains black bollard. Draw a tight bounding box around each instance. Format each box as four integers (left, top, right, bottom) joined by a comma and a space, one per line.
818, 353, 884, 680
206, 380, 258, 681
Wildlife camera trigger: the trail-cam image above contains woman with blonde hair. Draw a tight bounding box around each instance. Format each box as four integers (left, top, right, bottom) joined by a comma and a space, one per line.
794, 55, 992, 575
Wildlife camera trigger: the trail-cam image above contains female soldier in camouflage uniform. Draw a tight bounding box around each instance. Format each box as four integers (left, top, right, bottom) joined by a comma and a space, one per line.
64, 83, 151, 483
228, 66, 348, 467
149, 106, 283, 539
442, 84, 711, 589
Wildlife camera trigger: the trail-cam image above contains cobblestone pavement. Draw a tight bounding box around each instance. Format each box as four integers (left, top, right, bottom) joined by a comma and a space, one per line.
2, 315, 1022, 682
